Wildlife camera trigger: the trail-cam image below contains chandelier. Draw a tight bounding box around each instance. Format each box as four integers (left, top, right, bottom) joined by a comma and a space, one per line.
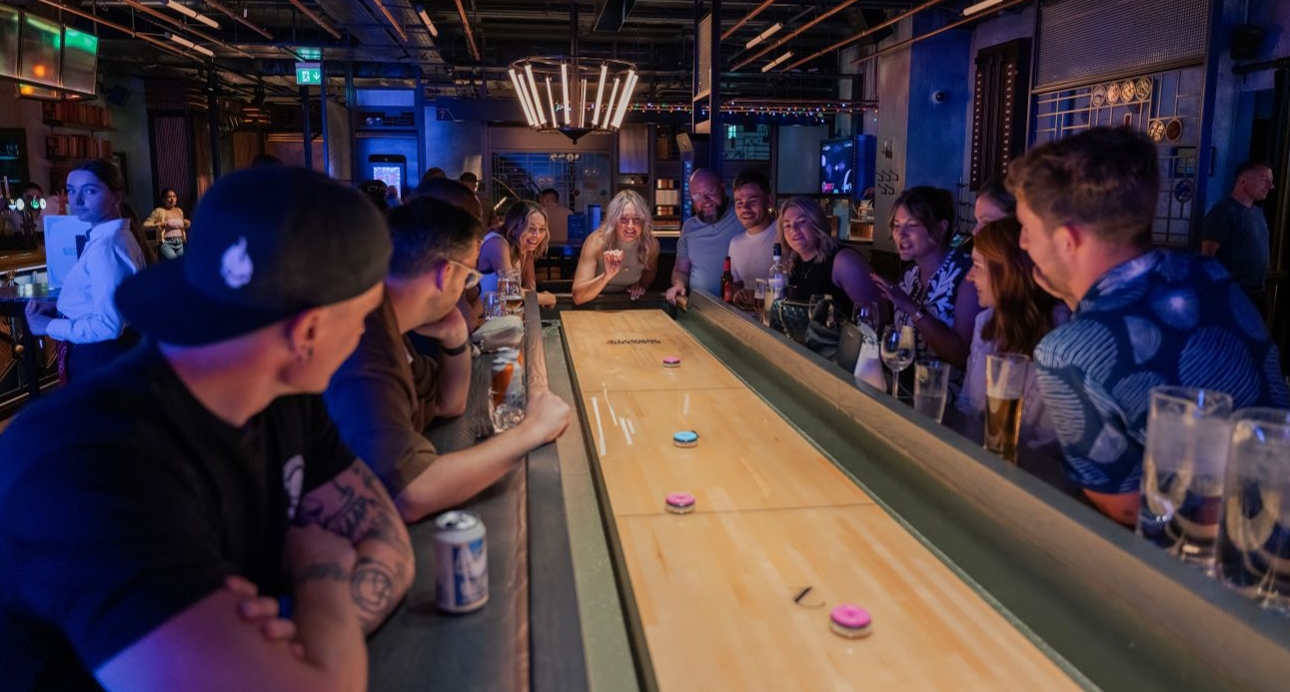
509, 57, 638, 143
507, 1, 638, 143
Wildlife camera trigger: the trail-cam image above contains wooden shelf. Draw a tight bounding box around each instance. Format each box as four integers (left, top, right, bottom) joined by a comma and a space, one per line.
43, 120, 114, 133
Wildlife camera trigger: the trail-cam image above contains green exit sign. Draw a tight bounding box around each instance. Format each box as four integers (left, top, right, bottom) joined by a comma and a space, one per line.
296, 62, 322, 86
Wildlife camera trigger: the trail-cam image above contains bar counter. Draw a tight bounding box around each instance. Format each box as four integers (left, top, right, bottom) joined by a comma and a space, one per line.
369, 291, 1290, 691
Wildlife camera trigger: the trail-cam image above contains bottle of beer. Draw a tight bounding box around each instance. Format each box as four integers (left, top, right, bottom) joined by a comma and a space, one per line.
720, 256, 734, 303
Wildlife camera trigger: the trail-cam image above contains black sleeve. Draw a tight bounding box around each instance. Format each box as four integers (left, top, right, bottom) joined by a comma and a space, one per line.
302, 395, 362, 492
0, 425, 231, 672
1201, 200, 1234, 244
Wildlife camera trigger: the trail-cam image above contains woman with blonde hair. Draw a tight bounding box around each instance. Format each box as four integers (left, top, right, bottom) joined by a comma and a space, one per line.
776, 196, 879, 322
573, 189, 659, 304
959, 217, 1066, 444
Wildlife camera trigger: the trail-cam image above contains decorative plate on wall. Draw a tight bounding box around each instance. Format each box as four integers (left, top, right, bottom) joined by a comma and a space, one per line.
1165, 118, 1184, 143
1091, 84, 1107, 107
1121, 80, 1136, 101
1148, 119, 1166, 143
1106, 82, 1121, 104
1136, 77, 1152, 101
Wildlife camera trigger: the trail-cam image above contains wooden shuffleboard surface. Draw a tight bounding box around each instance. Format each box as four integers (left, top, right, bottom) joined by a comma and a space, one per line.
561, 310, 1083, 692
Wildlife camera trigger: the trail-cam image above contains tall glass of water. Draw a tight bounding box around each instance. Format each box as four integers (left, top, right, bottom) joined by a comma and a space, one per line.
498, 269, 523, 316
1217, 408, 1290, 611
1137, 386, 1234, 573
984, 353, 1030, 462
880, 325, 915, 398
914, 359, 950, 423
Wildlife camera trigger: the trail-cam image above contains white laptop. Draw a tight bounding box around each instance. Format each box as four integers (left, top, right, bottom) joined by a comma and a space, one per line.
43, 215, 91, 289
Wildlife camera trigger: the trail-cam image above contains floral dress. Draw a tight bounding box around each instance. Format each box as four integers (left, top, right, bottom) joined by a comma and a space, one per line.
893, 248, 972, 394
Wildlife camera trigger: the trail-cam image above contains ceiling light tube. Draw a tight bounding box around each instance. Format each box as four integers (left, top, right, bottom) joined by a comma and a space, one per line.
745, 22, 782, 49
415, 5, 439, 37
592, 63, 608, 126
523, 63, 546, 125
579, 79, 588, 128
610, 70, 637, 129
762, 50, 793, 72
544, 77, 559, 128
560, 62, 571, 126
509, 68, 538, 127
962, 0, 1003, 15
166, 32, 196, 49
192, 43, 215, 57
603, 77, 622, 129
163, 0, 220, 29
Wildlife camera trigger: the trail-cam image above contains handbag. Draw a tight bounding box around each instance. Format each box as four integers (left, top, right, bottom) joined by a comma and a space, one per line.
769, 297, 811, 343
770, 296, 841, 358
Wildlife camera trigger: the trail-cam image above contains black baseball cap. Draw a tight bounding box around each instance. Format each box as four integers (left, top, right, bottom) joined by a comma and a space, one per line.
116, 166, 392, 346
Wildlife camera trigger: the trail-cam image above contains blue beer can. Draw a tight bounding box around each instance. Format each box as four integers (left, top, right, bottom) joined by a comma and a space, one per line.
433, 510, 489, 613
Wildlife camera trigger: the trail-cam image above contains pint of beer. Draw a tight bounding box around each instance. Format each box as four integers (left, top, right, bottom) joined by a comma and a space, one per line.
984, 353, 1030, 462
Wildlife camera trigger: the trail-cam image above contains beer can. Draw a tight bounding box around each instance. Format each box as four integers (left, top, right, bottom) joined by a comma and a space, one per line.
433, 511, 489, 613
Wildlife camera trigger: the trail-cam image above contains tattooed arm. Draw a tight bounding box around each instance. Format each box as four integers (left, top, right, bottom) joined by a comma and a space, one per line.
295, 460, 415, 633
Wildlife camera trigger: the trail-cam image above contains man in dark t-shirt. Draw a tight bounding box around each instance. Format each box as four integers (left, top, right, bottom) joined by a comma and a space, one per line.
0, 167, 413, 691
1202, 160, 1275, 313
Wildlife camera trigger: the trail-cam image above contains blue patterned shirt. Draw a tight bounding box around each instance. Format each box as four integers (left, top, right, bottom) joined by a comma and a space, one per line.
1034, 250, 1289, 494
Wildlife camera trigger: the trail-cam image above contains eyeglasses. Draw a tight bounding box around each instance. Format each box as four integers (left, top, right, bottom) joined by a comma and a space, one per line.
618, 216, 645, 227
446, 259, 484, 290
690, 189, 721, 202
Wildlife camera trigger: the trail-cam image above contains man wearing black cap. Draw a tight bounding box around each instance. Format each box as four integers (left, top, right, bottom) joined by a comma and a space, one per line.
0, 167, 413, 690
325, 196, 571, 522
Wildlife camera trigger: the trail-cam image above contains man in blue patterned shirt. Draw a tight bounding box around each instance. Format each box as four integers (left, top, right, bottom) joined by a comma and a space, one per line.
1008, 127, 1289, 526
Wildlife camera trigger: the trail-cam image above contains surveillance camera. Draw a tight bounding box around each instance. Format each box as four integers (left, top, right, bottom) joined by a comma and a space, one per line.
932, 90, 948, 104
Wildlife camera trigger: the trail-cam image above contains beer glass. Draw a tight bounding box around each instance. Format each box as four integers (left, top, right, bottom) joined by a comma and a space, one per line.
753, 279, 767, 323
1137, 386, 1233, 573
879, 325, 915, 398
1216, 408, 1290, 611
984, 353, 1030, 462
914, 360, 950, 424
482, 291, 506, 320
498, 269, 523, 316
490, 349, 525, 432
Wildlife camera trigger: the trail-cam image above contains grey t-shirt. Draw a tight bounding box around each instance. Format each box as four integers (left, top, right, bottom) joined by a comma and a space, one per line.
1202, 196, 1270, 292
728, 226, 777, 285
678, 208, 744, 296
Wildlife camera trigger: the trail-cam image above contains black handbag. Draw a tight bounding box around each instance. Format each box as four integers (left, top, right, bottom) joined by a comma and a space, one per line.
770, 296, 841, 358
769, 297, 811, 343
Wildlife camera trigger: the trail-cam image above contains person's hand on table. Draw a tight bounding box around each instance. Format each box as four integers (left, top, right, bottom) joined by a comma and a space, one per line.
24, 299, 56, 336
223, 575, 306, 659
537, 291, 557, 309
520, 389, 571, 444
413, 307, 469, 353
871, 273, 918, 317
732, 288, 755, 309
627, 284, 646, 300
664, 284, 686, 305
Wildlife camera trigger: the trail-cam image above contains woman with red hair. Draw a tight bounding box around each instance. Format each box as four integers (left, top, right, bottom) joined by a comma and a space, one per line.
959, 217, 1067, 445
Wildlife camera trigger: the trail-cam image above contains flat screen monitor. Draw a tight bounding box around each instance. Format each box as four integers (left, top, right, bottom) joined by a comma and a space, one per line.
819, 137, 855, 196
0, 5, 19, 80
60, 27, 98, 95
18, 13, 61, 88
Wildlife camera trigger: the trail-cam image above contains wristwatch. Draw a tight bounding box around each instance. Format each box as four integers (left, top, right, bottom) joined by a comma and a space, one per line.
441, 340, 469, 356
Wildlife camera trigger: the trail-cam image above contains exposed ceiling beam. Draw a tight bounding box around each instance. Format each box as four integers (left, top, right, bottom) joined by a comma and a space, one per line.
200, 0, 275, 40
286, 0, 343, 40
452, 0, 481, 61
730, 0, 860, 70
369, 0, 408, 43
783, 0, 949, 71
847, 0, 1030, 68
593, 0, 639, 32
721, 0, 776, 41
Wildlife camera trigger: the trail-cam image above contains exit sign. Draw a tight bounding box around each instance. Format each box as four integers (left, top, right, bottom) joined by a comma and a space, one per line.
295, 62, 322, 86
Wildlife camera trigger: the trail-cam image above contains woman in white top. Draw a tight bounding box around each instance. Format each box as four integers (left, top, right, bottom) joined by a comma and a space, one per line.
572, 190, 659, 304
143, 187, 190, 260
25, 159, 149, 381
477, 201, 557, 308
959, 218, 1067, 446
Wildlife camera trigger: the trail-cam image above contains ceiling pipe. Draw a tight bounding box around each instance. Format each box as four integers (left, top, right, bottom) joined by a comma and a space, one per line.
730, 0, 859, 71
720, 0, 777, 42
847, 0, 1030, 68
286, 0, 343, 40
453, 0, 481, 61
369, 0, 408, 43
118, 0, 255, 58
782, 0, 949, 71
200, 0, 274, 40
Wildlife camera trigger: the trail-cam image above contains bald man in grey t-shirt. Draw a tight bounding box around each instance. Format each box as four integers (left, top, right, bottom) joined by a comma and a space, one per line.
666, 168, 744, 304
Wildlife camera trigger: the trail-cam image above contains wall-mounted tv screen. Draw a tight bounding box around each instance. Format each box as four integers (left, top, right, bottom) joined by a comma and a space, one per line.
61, 27, 98, 95
0, 6, 19, 80
724, 123, 771, 161
18, 14, 61, 88
819, 138, 855, 196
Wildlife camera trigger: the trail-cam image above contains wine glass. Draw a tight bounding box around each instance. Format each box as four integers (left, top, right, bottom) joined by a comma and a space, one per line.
880, 325, 915, 398
853, 302, 879, 342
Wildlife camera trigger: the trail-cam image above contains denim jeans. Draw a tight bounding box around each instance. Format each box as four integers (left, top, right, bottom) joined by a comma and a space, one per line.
159, 238, 184, 260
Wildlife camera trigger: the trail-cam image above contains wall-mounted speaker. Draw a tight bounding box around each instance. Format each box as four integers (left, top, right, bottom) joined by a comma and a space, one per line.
105, 84, 130, 107
1231, 25, 1264, 61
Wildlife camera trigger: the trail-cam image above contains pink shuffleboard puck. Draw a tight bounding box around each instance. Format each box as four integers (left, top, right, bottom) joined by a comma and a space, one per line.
665, 492, 696, 514
829, 604, 872, 638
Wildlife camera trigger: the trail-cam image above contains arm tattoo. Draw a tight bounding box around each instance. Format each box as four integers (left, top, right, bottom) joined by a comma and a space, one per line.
293, 562, 350, 587
351, 556, 397, 623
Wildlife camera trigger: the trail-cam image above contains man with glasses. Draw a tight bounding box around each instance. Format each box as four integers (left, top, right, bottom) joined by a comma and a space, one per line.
325, 196, 571, 523
666, 168, 744, 304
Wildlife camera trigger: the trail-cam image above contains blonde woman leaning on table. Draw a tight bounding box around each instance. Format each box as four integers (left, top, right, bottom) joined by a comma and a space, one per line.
478, 200, 557, 308
143, 187, 190, 260
25, 159, 151, 381
572, 189, 660, 304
